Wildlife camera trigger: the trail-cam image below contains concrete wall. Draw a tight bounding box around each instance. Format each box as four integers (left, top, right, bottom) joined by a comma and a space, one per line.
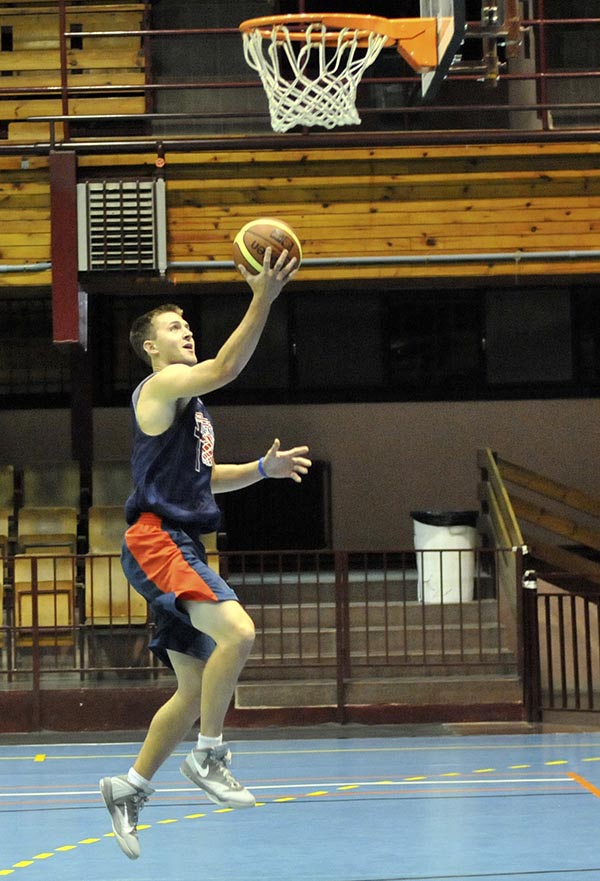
1, 398, 599, 549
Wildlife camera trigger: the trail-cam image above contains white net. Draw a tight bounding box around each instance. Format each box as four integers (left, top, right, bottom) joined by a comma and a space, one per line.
242, 22, 390, 132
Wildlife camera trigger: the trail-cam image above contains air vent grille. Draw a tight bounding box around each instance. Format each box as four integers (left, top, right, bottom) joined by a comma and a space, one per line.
77, 179, 166, 273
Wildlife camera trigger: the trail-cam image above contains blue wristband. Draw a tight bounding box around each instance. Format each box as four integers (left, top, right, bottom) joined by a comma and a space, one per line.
258, 457, 269, 478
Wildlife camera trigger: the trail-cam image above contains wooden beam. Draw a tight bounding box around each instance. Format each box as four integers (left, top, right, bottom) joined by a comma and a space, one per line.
0, 48, 143, 70
2, 96, 145, 118
511, 495, 600, 551
498, 458, 600, 517
528, 540, 600, 589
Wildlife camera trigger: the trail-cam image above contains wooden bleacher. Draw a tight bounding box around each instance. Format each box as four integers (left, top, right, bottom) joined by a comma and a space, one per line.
0, 1, 146, 141
85, 505, 146, 626
14, 505, 79, 646
21, 461, 81, 510
0, 465, 14, 556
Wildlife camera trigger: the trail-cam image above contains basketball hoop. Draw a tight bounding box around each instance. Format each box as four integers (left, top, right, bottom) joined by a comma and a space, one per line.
239, 13, 439, 133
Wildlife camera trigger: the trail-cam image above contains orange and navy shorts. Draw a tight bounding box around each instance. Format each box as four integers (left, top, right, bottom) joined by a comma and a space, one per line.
121, 513, 239, 668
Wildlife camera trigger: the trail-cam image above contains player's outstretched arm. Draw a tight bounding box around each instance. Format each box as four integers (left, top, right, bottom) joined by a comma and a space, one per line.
211, 439, 311, 494
148, 247, 298, 403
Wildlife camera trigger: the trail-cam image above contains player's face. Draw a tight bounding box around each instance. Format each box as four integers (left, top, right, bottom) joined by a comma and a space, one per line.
146, 311, 197, 367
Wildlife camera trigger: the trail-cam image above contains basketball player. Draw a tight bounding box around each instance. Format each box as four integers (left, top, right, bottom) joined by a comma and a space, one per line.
100, 247, 311, 859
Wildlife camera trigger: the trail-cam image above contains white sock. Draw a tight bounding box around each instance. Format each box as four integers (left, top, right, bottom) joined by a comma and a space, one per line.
127, 766, 152, 792
197, 733, 223, 751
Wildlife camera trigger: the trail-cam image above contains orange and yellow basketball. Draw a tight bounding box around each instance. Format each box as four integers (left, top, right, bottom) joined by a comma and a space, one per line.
232, 217, 302, 275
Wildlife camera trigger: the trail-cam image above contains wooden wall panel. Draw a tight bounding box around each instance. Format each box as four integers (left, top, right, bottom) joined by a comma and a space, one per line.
0, 142, 599, 287
158, 143, 600, 283
0, 161, 51, 285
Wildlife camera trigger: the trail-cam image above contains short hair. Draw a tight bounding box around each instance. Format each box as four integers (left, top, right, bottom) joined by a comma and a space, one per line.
129, 303, 183, 366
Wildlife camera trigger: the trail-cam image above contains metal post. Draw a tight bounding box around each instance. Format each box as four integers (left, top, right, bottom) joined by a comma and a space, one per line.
520, 556, 542, 723
334, 551, 349, 724
30, 557, 42, 731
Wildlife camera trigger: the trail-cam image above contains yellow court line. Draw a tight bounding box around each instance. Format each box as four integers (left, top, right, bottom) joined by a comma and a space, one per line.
6, 741, 600, 764
0, 768, 580, 878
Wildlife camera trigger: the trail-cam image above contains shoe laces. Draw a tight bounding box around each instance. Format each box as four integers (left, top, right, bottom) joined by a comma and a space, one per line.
202, 746, 241, 789
122, 789, 150, 826
213, 745, 233, 766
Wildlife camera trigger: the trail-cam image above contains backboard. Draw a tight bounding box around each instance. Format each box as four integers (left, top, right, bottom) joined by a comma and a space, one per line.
420, 0, 465, 98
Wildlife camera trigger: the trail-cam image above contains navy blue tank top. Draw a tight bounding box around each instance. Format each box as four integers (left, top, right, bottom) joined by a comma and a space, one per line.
124, 375, 221, 533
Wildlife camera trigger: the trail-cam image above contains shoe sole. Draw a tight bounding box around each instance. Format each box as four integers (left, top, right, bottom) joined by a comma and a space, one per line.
99, 777, 140, 860
180, 759, 256, 809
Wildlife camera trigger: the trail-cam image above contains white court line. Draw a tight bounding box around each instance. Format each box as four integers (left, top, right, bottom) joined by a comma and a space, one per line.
0, 778, 575, 799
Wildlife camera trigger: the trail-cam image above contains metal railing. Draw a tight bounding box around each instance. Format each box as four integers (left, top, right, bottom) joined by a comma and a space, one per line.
0, 2, 599, 149
536, 573, 600, 714
1, 547, 520, 687
478, 447, 600, 718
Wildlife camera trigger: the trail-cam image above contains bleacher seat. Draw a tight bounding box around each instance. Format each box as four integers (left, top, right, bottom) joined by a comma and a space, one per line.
17, 506, 78, 554
203, 531, 220, 575
0, 543, 5, 653
0, 464, 14, 509
91, 460, 133, 507
0, 465, 15, 554
22, 461, 80, 509
13, 505, 79, 645
0, 507, 9, 557
85, 506, 146, 626
13, 550, 77, 645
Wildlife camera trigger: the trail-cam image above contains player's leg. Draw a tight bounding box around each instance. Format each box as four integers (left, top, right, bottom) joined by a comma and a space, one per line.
100, 650, 204, 859
179, 598, 256, 808
184, 598, 255, 736
133, 649, 205, 778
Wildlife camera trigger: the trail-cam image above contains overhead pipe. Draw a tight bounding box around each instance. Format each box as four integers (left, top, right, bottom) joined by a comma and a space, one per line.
2, 250, 599, 276
168, 250, 600, 271
0, 262, 51, 273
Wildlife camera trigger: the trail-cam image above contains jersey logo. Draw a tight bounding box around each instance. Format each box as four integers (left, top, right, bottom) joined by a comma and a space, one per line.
194, 411, 214, 472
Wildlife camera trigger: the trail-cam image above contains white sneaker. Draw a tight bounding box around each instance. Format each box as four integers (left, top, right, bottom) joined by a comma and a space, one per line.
180, 744, 255, 809
99, 775, 154, 859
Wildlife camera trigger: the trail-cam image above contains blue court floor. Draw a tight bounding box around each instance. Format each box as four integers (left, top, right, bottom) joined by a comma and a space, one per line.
2, 729, 600, 881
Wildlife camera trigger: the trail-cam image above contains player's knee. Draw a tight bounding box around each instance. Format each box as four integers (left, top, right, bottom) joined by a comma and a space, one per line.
231, 615, 255, 653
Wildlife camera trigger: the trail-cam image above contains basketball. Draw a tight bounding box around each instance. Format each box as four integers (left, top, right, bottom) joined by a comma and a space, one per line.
232, 217, 302, 275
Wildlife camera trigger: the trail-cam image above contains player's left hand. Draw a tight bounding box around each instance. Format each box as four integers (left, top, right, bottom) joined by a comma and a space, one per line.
262, 438, 311, 483
238, 248, 298, 304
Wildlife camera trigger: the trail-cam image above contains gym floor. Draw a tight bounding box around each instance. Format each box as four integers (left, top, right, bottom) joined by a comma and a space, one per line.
2, 724, 600, 881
